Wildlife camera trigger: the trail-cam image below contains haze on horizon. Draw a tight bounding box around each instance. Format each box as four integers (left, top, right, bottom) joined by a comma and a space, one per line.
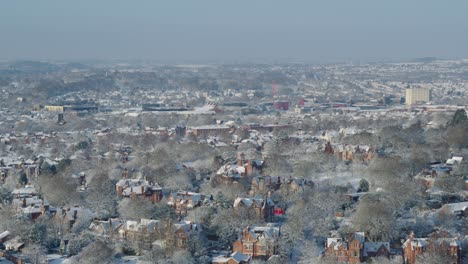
1, 0, 467, 63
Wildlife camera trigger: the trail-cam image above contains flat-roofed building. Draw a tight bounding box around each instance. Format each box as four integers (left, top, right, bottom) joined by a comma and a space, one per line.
405, 88, 430, 106
44, 105, 64, 112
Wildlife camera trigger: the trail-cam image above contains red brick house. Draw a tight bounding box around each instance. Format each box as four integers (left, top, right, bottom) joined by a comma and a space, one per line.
167, 191, 204, 215
325, 232, 390, 263
402, 231, 462, 264
237, 153, 263, 177
172, 221, 201, 248
154, 220, 201, 250
232, 225, 280, 259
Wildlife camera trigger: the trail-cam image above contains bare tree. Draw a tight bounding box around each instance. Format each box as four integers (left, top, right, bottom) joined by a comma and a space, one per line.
351, 195, 396, 241
86, 172, 117, 219
22, 243, 47, 264
71, 239, 114, 264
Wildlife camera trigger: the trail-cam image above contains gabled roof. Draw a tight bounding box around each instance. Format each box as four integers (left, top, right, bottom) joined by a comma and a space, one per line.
0, 231, 10, 240
117, 178, 162, 196
363, 242, 390, 257
443, 201, 468, 214
11, 185, 37, 196
247, 225, 280, 241
89, 218, 123, 233
173, 220, 200, 236
403, 238, 428, 249
327, 238, 347, 250
233, 197, 274, 208
230, 251, 250, 263
352, 232, 365, 243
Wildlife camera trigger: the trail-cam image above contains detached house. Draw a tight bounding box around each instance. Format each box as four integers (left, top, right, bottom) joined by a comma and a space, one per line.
402, 231, 462, 264
172, 221, 201, 248
12, 196, 56, 220
233, 196, 275, 222
237, 153, 263, 177
167, 191, 205, 215
233, 225, 280, 259
88, 218, 122, 238
119, 219, 161, 246
54, 206, 91, 234
215, 163, 246, 183
153, 220, 202, 250
324, 232, 390, 263
116, 178, 163, 204
323, 143, 375, 162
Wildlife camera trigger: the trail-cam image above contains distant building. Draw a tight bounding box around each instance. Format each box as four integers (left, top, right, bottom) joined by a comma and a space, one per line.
175, 125, 186, 137
167, 191, 204, 215
233, 196, 275, 222
115, 178, 163, 204
273, 101, 289, 111
44, 105, 64, 112
57, 113, 65, 125
189, 125, 233, 137
405, 87, 430, 106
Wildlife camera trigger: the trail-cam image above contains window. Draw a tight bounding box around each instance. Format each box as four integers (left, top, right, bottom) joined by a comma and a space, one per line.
245, 244, 252, 250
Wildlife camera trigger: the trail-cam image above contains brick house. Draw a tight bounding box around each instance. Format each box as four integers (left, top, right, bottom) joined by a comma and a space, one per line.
334, 145, 354, 161
172, 221, 201, 248
215, 156, 264, 184
118, 219, 161, 247
54, 206, 91, 234
154, 220, 201, 250
167, 191, 205, 215
324, 143, 375, 162
251, 175, 313, 195
215, 164, 246, 184
116, 178, 163, 204
251, 176, 281, 193
402, 231, 462, 264
232, 225, 280, 259
88, 218, 122, 238
324, 142, 334, 154
233, 197, 275, 222
237, 153, 264, 177
325, 232, 390, 263
12, 196, 55, 221
189, 125, 233, 137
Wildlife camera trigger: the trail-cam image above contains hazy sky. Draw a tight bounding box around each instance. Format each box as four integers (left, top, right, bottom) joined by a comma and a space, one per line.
1, 1, 467, 63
